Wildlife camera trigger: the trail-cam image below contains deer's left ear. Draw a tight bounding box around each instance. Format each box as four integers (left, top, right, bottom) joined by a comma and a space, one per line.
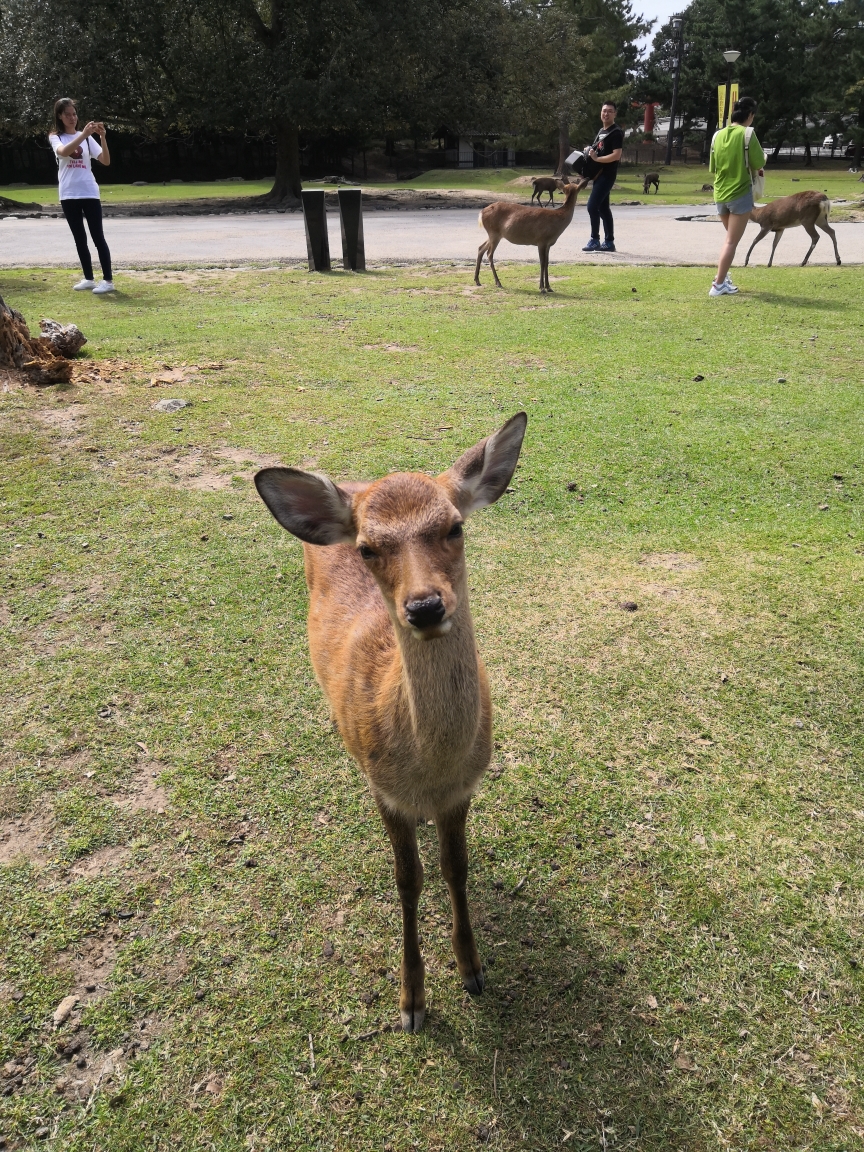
439, 412, 527, 515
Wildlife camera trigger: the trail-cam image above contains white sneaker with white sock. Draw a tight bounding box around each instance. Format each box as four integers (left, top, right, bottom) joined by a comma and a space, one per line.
709, 280, 738, 296
92, 280, 116, 295
73, 278, 96, 291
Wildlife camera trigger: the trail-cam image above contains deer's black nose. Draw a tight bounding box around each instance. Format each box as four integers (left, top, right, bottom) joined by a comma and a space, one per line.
405, 595, 445, 629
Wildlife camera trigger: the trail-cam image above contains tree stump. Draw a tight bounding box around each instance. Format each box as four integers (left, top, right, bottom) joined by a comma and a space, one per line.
0, 296, 73, 385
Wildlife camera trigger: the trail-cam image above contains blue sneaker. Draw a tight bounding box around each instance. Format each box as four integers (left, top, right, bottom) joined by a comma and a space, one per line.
599, 240, 616, 252
582, 238, 601, 252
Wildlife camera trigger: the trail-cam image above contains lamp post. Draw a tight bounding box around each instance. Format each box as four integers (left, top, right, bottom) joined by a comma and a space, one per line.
721, 49, 740, 129
664, 16, 684, 167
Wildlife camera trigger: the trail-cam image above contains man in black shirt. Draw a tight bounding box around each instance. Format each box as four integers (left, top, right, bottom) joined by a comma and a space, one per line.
581, 102, 624, 253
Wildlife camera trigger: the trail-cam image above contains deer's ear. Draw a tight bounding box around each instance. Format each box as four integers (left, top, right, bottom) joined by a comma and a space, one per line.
440, 412, 528, 515
255, 468, 355, 545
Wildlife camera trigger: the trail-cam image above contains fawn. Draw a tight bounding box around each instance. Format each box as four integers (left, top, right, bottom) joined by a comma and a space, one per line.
255, 413, 528, 1031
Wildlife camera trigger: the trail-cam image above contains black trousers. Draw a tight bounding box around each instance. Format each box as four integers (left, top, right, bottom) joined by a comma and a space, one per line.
587, 168, 616, 242
60, 198, 112, 281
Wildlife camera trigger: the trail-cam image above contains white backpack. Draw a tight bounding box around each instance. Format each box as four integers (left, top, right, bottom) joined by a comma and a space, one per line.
744, 127, 765, 199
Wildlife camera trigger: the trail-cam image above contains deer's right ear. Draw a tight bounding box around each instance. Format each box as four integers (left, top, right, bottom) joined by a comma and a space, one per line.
440, 412, 528, 515
254, 468, 355, 545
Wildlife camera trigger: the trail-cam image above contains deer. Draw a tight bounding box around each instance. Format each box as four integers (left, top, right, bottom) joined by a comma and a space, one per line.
530, 175, 568, 207
744, 190, 841, 267
254, 413, 528, 1033
642, 171, 660, 194
475, 180, 587, 293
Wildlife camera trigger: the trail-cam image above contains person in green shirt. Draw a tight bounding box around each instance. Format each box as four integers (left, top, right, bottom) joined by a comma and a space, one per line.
708, 96, 765, 296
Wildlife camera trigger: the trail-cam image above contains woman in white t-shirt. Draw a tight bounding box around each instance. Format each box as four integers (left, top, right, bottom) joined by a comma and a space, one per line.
49, 98, 115, 294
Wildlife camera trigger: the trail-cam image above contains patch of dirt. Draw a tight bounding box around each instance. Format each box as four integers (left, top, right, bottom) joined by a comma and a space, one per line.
125, 443, 282, 492
114, 763, 169, 813
0, 811, 54, 865
639, 552, 702, 571
362, 343, 418, 352
69, 845, 131, 878
33, 404, 88, 435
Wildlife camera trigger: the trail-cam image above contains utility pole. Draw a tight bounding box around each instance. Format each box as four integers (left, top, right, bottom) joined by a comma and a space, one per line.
664, 16, 684, 168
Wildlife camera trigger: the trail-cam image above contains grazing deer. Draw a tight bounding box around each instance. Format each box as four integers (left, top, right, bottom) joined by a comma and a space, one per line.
475, 180, 586, 293
745, 191, 841, 267
254, 414, 528, 1032
642, 171, 660, 194
531, 175, 568, 207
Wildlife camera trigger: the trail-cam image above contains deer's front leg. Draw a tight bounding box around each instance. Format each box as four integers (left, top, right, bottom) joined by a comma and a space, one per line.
377, 802, 425, 1032
437, 800, 484, 995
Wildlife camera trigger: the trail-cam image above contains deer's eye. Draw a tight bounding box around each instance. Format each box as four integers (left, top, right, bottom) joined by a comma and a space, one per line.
358, 544, 376, 560
447, 522, 463, 539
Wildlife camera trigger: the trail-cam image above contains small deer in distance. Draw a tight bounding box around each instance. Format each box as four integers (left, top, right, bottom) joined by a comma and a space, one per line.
476, 179, 588, 293
745, 190, 841, 267
642, 171, 660, 194
530, 175, 569, 206
255, 414, 528, 1032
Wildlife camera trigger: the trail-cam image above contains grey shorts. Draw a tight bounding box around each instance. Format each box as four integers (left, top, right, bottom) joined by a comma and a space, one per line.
716, 189, 754, 215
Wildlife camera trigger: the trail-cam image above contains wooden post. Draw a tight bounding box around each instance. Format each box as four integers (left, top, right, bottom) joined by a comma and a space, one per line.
338, 188, 365, 271
301, 190, 331, 272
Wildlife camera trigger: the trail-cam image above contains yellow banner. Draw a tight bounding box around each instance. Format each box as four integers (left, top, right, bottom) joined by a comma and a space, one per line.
718, 83, 739, 127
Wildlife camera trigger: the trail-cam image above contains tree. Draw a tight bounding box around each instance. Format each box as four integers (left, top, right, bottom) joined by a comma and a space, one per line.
503, 0, 647, 173
0, 0, 507, 202
637, 0, 864, 165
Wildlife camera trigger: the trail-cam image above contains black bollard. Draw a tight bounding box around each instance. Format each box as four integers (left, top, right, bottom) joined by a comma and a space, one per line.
301, 190, 331, 272
338, 188, 365, 272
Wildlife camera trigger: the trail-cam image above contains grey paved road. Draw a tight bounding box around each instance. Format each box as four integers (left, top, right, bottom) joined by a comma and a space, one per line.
1, 203, 859, 269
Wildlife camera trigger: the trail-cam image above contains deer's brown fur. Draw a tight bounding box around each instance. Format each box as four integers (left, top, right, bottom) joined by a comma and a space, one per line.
255, 414, 528, 1032
745, 190, 841, 267
475, 181, 586, 292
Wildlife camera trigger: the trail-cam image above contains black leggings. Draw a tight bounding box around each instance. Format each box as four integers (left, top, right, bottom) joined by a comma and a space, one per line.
60, 198, 112, 281
587, 168, 616, 242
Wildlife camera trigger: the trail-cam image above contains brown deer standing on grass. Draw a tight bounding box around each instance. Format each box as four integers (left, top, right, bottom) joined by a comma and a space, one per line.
475, 180, 587, 293
254, 414, 528, 1032
642, 171, 660, 194
744, 190, 841, 267
531, 175, 569, 206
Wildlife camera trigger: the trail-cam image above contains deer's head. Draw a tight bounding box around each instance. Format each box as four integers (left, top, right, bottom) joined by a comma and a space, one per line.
255, 413, 527, 640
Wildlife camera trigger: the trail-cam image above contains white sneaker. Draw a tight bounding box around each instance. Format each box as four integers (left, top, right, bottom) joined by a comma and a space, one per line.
709, 280, 738, 296
73, 278, 96, 291
92, 280, 116, 295
725, 275, 736, 289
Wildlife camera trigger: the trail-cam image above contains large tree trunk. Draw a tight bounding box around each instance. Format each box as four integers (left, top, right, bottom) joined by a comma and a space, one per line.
771, 137, 785, 160
855, 103, 864, 169
258, 117, 302, 205
555, 115, 569, 176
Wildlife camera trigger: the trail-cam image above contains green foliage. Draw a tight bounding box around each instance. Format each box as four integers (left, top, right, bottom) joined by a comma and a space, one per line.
638, 0, 864, 160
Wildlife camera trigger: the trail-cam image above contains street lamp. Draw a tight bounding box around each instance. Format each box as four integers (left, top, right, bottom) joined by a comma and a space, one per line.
721, 49, 741, 129
664, 16, 684, 167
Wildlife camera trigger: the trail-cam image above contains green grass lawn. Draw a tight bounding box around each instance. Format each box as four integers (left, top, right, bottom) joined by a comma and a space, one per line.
4, 164, 863, 209
2, 261, 864, 1151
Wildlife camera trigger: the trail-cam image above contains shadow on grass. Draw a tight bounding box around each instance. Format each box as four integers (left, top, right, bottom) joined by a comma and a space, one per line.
743, 289, 849, 309
417, 870, 695, 1149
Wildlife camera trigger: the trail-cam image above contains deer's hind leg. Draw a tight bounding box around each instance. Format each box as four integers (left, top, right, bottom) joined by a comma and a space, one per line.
378, 802, 426, 1032
538, 244, 552, 293
818, 217, 841, 264
744, 227, 769, 266
436, 800, 484, 996
800, 224, 819, 267
486, 238, 503, 288
474, 240, 490, 286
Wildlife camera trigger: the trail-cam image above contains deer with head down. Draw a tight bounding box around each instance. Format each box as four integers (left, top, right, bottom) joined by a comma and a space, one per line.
530, 175, 569, 206
254, 413, 528, 1032
745, 190, 841, 267
475, 179, 587, 293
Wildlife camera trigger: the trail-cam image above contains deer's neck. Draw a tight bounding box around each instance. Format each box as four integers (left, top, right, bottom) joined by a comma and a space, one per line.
392, 599, 482, 755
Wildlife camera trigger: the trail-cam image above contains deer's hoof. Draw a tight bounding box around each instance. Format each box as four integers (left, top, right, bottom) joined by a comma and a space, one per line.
400, 1006, 425, 1033
462, 969, 485, 996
